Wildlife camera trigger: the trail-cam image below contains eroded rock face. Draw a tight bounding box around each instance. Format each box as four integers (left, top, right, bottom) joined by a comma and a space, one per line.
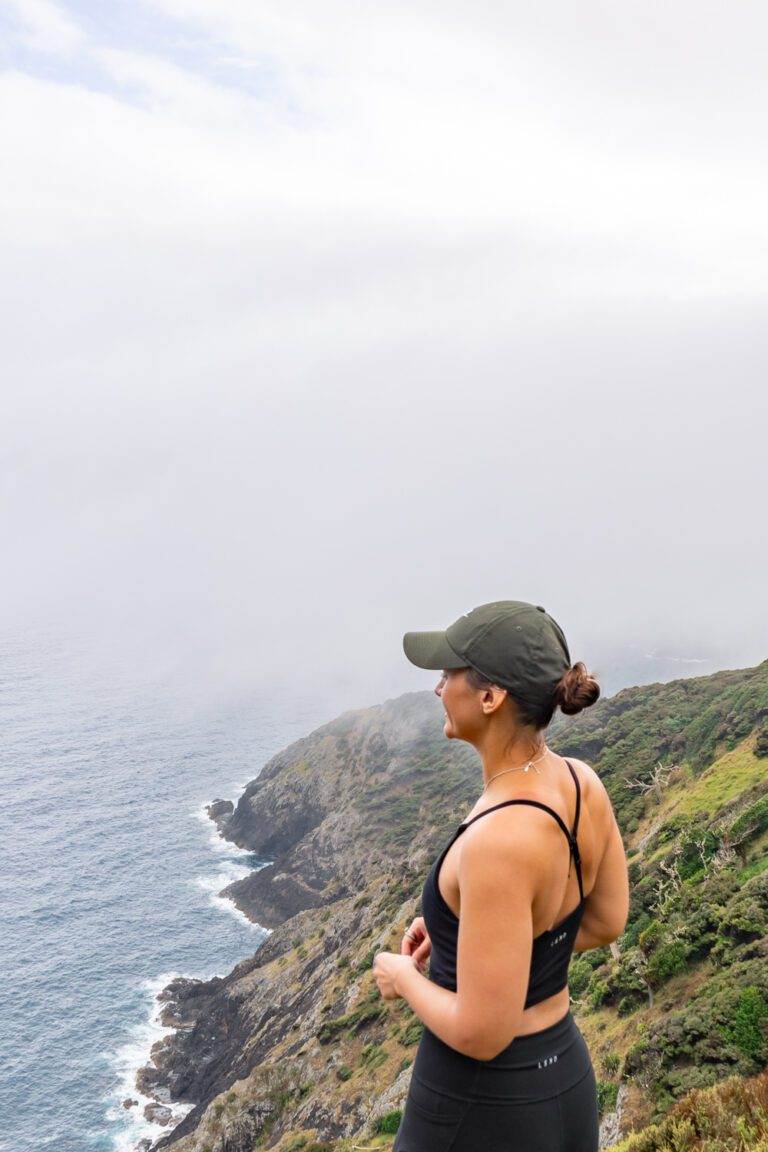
212, 691, 461, 928
135, 689, 472, 1149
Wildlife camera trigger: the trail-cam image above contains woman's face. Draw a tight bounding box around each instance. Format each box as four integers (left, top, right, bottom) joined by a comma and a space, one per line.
434, 667, 485, 741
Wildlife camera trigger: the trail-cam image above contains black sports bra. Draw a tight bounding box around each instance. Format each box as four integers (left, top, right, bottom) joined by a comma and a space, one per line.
420, 758, 586, 1008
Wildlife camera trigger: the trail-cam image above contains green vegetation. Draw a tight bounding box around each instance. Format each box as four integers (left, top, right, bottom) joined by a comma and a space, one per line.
723, 987, 768, 1060
540, 660, 768, 1120
755, 723, 768, 757
317, 1002, 388, 1044
372, 1110, 402, 1135
597, 1079, 619, 1115
332, 663, 768, 1140
360, 1042, 388, 1070
610, 1069, 768, 1152
399, 1017, 424, 1045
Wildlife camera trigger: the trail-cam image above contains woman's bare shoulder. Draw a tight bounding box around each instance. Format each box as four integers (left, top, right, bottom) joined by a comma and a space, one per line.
563, 756, 613, 816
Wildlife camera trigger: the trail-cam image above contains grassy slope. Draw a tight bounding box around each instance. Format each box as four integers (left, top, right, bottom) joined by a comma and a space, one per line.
550, 660, 768, 1133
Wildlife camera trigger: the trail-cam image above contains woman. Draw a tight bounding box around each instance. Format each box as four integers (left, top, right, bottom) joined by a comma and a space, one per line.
372, 600, 630, 1152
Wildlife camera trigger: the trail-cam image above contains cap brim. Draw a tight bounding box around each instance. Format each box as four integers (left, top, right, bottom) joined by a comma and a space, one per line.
402, 631, 467, 670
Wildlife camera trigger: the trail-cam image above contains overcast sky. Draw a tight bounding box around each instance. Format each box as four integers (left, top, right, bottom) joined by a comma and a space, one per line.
1, 1, 766, 710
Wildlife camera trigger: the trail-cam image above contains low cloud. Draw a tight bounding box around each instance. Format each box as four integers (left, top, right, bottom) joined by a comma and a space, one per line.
1, 2, 766, 705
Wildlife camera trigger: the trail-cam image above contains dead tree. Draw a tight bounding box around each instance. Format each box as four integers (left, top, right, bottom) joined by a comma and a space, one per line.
625, 759, 678, 800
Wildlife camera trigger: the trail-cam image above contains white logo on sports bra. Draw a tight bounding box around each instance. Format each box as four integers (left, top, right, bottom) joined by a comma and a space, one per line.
550, 930, 568, 947
537, 1053, 559, 1068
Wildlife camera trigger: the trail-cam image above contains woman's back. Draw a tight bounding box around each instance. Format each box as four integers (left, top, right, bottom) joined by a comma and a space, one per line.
425, 754, 628, 1032
436, 757, 621, 924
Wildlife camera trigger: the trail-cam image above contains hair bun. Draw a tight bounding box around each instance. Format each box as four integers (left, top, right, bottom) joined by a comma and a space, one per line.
553, 661, 600, 716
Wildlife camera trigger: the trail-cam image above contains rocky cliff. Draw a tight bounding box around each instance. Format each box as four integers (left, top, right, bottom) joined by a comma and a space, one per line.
137, 661, 768, 1152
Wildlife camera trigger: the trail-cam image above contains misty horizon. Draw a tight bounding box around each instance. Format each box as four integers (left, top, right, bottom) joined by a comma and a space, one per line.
1, 1, 766, 715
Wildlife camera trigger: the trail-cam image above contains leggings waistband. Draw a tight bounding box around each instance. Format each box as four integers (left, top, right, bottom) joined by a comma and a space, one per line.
413, 1009, 593, 1103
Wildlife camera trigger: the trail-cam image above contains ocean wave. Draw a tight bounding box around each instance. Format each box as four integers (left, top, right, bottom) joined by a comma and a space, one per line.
190, 798, 274, 934
99, 795, 272, 1151
100, 969, 205, 1152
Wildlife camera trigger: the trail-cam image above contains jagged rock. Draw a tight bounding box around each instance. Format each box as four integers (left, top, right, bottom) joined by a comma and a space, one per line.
122, 1097, 139, 1108
144, 1102, 174, 1125
599, 1082, 629, 1148
206, 799, 234, 824
136, 1064, 164, 1096
360, 1063, 412, 1135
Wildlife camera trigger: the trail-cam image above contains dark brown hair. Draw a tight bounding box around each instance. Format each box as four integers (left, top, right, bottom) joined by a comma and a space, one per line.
464, 660, 600, 729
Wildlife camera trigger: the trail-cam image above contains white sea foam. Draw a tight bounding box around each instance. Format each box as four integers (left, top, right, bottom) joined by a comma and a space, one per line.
190, 798, 274, 934
101, 798, 273, 1149
100, 970, 208, 1152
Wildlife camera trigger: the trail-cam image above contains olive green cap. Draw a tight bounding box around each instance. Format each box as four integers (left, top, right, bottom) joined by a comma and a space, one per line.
402, 600, 571, 712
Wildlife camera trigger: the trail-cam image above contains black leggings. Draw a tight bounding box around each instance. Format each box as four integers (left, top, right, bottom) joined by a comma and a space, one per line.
393, 1009, 599, 1152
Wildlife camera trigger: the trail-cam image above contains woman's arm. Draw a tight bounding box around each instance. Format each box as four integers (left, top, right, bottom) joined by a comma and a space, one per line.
572, 915, 616, 953
394, 963, 466, 1048
396, 810, 539, 1060
576, 786, 630, 946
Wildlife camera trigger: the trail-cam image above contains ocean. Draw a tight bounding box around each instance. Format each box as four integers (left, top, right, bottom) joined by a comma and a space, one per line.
0, 626, 340, 1152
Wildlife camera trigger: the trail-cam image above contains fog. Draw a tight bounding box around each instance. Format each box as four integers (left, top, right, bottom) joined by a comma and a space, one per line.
1, 1, 766, 712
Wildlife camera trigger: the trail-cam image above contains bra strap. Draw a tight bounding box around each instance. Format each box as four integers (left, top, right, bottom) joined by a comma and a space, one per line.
461, 780, 585, 903
462, 796, 572, 838
564, 759, 584, 902
565, 758, 582, 838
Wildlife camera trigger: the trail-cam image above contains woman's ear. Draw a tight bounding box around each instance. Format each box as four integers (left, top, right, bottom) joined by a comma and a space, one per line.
482, 685, 506, 714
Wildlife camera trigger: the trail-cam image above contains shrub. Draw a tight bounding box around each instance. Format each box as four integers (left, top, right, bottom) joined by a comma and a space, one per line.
360, 1042, 387, 1070
597, 1080, 619, 1115
317, 1000, 387, 1044
609, 1068, 768, 1152
729, 795, 768, 844
567, 955, 592, 998
722, 986, 768, 1060
373, 1109, 403, 1134
587, 978, 609, 1010
646, 940, 689, 988
618, 995, 642, 1017
353, 947, 379, 974
755, 725, 768, 757
638, 920, 664, 954
608, 947, 653, 1004
716, 874, 768, 942
400, 1018, 424, 1045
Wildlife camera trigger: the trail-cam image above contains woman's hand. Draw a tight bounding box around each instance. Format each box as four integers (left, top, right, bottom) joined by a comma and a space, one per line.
372, 951, 418, 1000
372, 917, 432, 1001
401, 916, 431, 974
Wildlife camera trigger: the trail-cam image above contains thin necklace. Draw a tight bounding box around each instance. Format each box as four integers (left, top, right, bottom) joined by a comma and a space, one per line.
481, 744, 549, 794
